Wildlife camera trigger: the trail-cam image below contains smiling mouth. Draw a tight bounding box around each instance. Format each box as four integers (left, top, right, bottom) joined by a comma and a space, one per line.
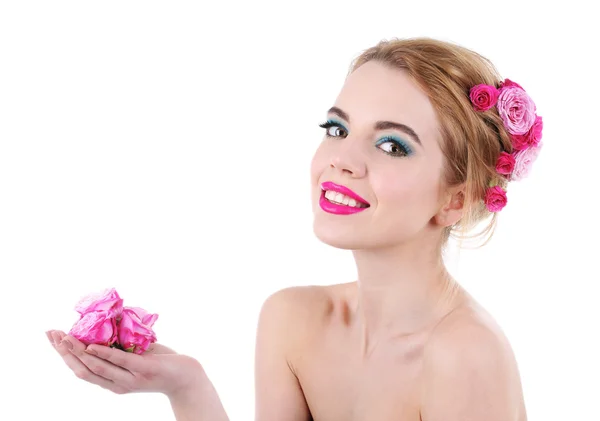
322, 189, 370, 208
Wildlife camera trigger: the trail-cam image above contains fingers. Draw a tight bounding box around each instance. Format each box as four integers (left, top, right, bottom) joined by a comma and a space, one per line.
46, 330, 129, 394
85, 343, 153, 374
63, 335, 136, 387
146, 343, 177, 355
47, 329, 65, 347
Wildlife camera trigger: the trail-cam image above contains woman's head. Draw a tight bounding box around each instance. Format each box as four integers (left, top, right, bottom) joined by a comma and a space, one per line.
311, 37, 520, 252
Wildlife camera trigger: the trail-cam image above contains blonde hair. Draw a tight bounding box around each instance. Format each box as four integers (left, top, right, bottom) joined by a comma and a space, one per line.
349, 37, 513, 247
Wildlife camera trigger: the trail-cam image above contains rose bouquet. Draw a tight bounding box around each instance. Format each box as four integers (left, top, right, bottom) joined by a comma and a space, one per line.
68, 288, 158, 355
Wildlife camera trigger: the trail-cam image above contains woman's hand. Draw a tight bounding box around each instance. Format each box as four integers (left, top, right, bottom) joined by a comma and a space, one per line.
46, 329, 205, 399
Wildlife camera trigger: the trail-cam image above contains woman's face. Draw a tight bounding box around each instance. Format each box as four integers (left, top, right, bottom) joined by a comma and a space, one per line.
311, 60, 453, 251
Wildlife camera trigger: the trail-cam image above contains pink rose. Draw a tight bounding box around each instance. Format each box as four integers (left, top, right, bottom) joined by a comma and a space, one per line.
495, 151, 516, 176
117, 306, 158, 354
497, 86, 537, 135
484, 185, 507, 212
69, 311, 118, 346
511, 143, 542, 181
499, 78, 523, 89
74, 287, 123, 317
469, 84, 499, 111
511, 115, 543, 151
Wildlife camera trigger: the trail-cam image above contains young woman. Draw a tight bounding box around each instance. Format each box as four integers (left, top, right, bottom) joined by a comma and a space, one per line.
47, 37, 542, 421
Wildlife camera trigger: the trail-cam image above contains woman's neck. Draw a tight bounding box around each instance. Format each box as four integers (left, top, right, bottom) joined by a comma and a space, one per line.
349, 241, 465, 357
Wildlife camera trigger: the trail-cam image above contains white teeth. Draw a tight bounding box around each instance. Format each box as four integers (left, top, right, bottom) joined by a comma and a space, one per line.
323, 190, 367, 208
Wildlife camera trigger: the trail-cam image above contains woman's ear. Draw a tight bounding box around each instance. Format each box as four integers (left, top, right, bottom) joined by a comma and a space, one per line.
434, 185, 465, 227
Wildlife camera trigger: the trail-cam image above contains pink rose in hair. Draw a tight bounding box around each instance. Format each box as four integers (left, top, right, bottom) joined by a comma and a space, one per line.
511, 143, 542, 181
511, 115, 543, 151
74, 287, 123, 317
497, 86, 536, 135
117, 306, 159, 354
484, 185, 508, 212
499, 78, 523, 89
495, 152, 516, 176
469, 84, 499, 111
69, 311, 118, 346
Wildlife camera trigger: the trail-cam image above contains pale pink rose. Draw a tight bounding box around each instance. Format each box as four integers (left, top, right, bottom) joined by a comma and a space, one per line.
495, 151, 516, 176
74, 287, 123, 317
484, 185, 508, 212
117, 307, 158, 354
497, 86, 537, 135
511, 115, 543, 151
469, 84, 499, 111
69, 311, 118, 346
511, 143, 542, 181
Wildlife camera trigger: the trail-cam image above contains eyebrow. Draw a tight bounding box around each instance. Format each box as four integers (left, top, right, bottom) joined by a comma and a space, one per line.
327, 106, 423, 147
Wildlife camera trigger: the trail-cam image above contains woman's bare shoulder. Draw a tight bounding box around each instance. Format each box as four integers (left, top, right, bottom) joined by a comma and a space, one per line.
428, 296, 513, 350
259, 282, 351, 340
261, 283, 344, 320
420, 297, 527, 419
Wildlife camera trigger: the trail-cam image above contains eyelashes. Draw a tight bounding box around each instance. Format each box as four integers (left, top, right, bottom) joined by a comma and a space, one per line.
318, 119, 413, 157
319, 119, 348, 137
375, 136, 413, 157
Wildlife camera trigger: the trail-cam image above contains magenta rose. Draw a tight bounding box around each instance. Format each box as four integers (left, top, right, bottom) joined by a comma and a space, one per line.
497, 86, 537, 135
469, 84, 499, 111
484, 185, 508, 212
74, 287, 123, 317
511, 115, 543, 151
495, 151, 516, 176
69, 311, 118, 346
117, 306, 158, 355
511, 143, 542, 181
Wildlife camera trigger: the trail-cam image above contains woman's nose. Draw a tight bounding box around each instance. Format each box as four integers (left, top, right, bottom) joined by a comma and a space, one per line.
329, 145, 367, 178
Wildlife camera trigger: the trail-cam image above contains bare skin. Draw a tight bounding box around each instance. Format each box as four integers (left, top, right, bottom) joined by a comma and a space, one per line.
48, 275, 527, 421
48, 58, 528, 421
46, 329, 229, 420
254, 59, 529, 421
256, 282, 527, 421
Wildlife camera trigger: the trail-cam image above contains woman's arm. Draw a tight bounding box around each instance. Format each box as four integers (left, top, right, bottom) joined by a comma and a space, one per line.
254, 288, 313, 421
47, 286, 313, 421
47, 329, 231, 420
168, 374, 230, 421
168, 286, 313, 421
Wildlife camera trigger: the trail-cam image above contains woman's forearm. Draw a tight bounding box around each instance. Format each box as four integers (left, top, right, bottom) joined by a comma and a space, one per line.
168, 376, 230, 421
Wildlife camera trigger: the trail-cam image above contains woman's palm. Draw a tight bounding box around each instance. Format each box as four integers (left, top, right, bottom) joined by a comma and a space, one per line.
47, 330, 204, 397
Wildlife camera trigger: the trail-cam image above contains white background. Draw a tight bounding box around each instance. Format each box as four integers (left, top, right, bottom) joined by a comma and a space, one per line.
1, 1, 598, 420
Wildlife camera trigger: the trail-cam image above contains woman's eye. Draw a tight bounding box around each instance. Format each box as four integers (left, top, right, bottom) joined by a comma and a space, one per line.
319, 121, 348, 138
377, 140, 410, 157
326, 125, 347, 137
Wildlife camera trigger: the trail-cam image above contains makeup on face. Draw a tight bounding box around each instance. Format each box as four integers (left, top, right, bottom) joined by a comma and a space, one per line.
319, 181, 370, 215
319, 107, 419, 158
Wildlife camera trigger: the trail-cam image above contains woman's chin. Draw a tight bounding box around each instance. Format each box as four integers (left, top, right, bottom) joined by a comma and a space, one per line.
312, 221, 365, 250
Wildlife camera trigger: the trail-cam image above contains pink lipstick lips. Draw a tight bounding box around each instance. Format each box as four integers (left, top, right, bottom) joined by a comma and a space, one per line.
319, 181, 370, 215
